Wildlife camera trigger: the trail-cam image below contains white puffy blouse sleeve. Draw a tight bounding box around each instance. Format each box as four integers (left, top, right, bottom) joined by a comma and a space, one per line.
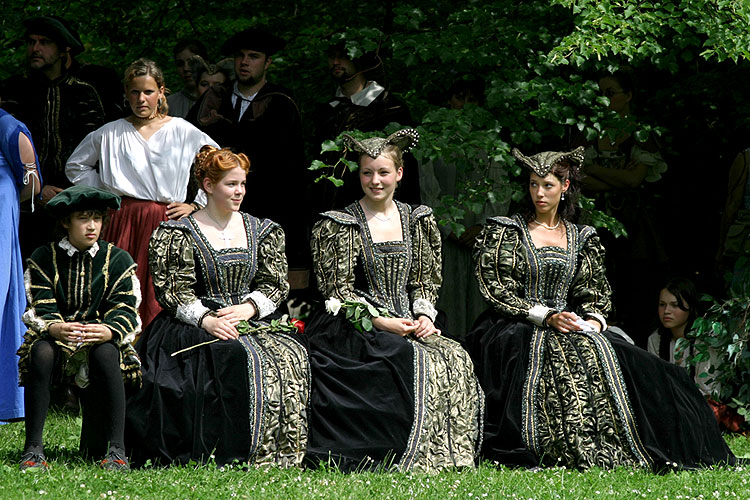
66, 126, 106, 188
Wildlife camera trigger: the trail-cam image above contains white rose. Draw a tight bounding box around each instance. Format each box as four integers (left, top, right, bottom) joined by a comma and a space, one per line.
325, 297, 342, 316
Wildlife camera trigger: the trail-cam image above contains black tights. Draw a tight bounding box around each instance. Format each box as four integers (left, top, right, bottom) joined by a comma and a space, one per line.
24, 340, 125, 452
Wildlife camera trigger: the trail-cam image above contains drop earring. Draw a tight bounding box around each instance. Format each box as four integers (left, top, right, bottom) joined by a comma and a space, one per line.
561, 191, 566, 201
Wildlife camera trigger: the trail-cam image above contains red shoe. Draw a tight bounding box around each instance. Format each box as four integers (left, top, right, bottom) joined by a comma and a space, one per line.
100, 447, 130, 472
19, 450, 49, 472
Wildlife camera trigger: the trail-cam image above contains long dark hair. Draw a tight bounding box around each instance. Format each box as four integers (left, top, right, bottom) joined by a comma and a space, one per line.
523, 159, 581, 222
657, 277, 698, 362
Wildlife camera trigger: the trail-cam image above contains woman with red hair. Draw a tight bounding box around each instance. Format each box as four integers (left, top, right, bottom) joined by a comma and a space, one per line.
126, 146, 309, 468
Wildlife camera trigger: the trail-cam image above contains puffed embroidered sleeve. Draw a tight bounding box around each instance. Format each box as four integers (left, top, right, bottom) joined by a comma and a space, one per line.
99, 245, 141, 345
149, 223, 210, 328
570, 227, 611, 330
407, 206, 442, 322
474, 217, 552, 326
22, 245, 64, 333
246, 222, 289, 319
311, 213, 361, 303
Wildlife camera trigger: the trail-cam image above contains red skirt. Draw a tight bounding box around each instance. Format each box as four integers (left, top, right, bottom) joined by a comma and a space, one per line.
102, 197, 168, 331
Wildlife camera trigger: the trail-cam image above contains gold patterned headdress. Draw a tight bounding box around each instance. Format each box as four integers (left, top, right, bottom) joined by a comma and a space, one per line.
342, 129, 419, 159
511, 146, 585, 177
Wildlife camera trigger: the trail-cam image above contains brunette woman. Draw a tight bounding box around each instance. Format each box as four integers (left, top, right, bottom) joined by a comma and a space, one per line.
647, 278, 718, 396
466, 147, 734, 471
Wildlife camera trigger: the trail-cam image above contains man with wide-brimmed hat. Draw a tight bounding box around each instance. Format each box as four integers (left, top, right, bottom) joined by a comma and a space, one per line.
188, 27, 308, 275
314, 42, 412, 146
311, 40, 417, 213
0, 15, 105, 258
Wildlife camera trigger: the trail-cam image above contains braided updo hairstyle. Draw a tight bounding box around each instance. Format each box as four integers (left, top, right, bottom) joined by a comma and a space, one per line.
193, 145, 251, 189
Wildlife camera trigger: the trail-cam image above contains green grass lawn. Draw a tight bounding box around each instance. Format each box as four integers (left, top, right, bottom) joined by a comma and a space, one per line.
1, 412, 748, 500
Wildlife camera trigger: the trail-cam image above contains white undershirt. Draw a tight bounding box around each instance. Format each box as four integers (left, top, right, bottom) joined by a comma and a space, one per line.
231, 81, 258, 120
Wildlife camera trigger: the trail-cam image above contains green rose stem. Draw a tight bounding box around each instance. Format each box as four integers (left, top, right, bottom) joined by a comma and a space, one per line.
171, 316, 299, 357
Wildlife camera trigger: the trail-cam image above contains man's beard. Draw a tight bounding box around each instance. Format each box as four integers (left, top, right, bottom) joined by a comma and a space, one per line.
237, 72, 262, 87
330, 66, 354, 84
28, 52, 64, 75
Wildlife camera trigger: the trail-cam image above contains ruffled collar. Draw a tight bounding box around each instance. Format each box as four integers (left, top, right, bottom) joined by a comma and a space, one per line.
58, 237, 99, 257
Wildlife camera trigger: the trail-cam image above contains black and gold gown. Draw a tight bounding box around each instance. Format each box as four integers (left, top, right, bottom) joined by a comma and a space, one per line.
305, 201, 484, 472
125, 214, 310, 467
466, 214, 735, 470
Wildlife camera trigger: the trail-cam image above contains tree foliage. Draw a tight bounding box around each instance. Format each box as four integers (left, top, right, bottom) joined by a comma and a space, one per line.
2, 0, 750, 235
688, 259, 750, 425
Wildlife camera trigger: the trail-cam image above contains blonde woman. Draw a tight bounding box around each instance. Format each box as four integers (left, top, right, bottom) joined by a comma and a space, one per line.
66, 58, 218, 327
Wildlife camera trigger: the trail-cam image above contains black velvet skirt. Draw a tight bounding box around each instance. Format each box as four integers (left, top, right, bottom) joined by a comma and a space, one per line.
125, 311, 309, 467
465, 310, 736, 471
305, 310, 483, 472
305, 310, 415, 471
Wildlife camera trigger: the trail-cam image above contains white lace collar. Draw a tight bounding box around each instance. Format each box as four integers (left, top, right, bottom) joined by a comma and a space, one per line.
58, 237, 99, 257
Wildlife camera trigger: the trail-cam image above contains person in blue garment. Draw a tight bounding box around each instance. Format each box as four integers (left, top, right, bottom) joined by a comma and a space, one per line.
0, 107, 40, 423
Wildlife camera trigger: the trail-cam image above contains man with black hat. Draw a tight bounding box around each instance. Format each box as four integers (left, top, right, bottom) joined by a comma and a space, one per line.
0, 16, 105, 258
187, 27, 308, 276
311, 43, 417, 212
314, 45, 412, 146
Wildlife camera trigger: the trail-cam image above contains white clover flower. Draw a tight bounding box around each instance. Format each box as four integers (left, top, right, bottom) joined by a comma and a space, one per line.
325, 297, 342, 316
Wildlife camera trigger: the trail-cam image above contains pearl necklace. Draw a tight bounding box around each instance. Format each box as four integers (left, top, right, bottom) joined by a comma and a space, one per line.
362, 201, 393, 222
533, 218, 561, 230
205, 210, 234, 247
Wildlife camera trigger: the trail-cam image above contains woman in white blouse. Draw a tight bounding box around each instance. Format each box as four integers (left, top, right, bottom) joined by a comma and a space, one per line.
66, 58, 218, 328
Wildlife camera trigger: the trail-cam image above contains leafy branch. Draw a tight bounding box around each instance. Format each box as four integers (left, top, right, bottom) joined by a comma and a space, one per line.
325, 297, 391, 332
685, 258, 750, 426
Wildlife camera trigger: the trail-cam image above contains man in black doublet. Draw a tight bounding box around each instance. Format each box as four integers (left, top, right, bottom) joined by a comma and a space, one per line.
0, 16, 105, 258
311, 44, 419, 212
187, 28, 307, 270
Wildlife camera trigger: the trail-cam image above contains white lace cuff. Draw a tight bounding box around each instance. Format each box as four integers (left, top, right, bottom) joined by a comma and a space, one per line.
176, 299, 211, 328
584, 312, 608, 332
412, 298, 437, 323
527, 304, 555, 327
124, 275, 143, 344
22, 307, 47, 333
247, 291, 276, 319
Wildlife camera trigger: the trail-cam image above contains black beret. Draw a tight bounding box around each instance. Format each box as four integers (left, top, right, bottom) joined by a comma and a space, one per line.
46, 186, 121, 216
23, 16, 84, 56
221, 28, 286, 56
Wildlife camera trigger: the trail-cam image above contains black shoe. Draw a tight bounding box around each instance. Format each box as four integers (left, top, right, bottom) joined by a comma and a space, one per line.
19, 449, 49, 472
100, 447, 129, 472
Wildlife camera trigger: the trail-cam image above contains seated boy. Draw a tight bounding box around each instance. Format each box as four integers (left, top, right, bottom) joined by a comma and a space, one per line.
17, 185, 141, 472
